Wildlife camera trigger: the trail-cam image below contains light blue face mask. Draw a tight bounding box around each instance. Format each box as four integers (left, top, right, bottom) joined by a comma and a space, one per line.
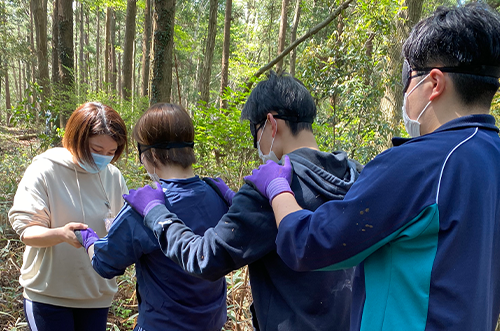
79, 153, 114, 173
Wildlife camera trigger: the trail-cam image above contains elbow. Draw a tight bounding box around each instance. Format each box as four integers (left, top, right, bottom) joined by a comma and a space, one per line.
91, 259, 120, 279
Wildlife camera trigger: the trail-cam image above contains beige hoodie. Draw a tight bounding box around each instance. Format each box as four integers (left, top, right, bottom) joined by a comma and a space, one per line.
9, 147, 128, 308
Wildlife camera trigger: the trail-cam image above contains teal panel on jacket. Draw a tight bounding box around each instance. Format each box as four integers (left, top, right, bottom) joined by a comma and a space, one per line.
320, 204, 439, 331
361, 204, 439, 331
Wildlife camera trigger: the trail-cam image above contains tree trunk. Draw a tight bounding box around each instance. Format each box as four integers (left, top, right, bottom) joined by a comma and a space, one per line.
117, 21, 121, 96
219, 0, 232, 110
29, 4, 35, 111
5, 68, 11, 126
276, 0, 289, 73
32, 0, 50, 104
289, 0, 301, 77
85, 7, 89, 86
199, 0, 218, 105
96, 7, 101, 91
51, 0, 59, 86
58, 0, 74, 127
122, 0, 137, 101
79, 2, 84, 90
74, 1, 79, 95
105, 7, 116, 92
140, 0, 152, 98
379, 0, 424, 142
150, 0, 176, 104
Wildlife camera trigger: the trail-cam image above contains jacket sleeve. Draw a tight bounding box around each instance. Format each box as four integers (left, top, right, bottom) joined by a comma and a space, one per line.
8, 160, 51, 238
147, 184, 279, 281
276, 148, 438, 272
91, 204, 158, 279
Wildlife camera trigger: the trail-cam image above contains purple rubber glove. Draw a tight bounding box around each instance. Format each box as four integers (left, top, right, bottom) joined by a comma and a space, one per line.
123, 182, 165, 217
244, 155, 294, 204
203, 177, 236, 206
74, 228, 99, 252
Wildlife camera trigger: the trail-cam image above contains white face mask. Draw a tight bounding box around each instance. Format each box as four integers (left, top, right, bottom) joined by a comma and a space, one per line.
257, 119, 280, 163
402, 73, 432, 138
141, 154, 161, 182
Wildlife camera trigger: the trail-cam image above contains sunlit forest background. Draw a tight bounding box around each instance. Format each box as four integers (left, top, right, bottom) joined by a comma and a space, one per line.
1, 0, 500, 330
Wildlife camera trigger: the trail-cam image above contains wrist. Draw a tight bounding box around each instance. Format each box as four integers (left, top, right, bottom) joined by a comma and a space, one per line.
266, 177, 294, 204
85, 237, 98, 252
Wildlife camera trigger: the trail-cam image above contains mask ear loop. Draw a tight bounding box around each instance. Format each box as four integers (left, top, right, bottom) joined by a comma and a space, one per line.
257, 120, 267, 145
268, 118, 277, 152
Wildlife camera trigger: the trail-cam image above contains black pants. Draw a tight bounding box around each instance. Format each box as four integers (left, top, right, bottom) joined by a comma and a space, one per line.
24, 298, 109, 331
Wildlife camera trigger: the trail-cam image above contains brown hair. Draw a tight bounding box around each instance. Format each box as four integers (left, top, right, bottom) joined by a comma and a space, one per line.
133, 103, 195, 169
62, 102, 128, 166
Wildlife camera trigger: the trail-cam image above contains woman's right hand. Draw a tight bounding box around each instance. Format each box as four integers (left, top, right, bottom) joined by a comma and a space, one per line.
22, 223, 88, 248
60, 223, 89, 248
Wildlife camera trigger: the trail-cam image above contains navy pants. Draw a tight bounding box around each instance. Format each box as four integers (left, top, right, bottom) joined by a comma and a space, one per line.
24, 299, 109, 331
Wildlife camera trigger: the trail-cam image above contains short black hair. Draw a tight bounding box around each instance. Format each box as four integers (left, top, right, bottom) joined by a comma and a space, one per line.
241, 71, 317, 136
402, 3, 500, 107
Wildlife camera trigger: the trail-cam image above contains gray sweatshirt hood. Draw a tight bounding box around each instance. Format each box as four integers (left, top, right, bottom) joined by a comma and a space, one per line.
287, 148, 359, 202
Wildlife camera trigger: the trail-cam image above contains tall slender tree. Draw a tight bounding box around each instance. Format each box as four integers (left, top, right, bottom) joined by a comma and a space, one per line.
57, 0, 74, 127
122, 0, 137, 101
32, 0, 49, 105
79, 1, 85, 92
379, 0, 424, 141
289, 0, 301, 77
199, 0, 218, 105
105, 7, 116, 92
51, 0, 58, 86
219, 0, 232, 110
96, 7, 101, 91
140, 0, 152, 98
276, 0, 289, 72
150, 0, 176, 104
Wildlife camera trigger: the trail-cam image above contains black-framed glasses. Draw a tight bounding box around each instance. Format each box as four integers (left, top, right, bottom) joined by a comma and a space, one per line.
249, 113, 315, 148
250, 118, 267, 148
402, 59, 500, 95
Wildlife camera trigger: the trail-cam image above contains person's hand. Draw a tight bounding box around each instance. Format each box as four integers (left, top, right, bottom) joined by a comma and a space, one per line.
203, 177, 236, 206
123, 182, 165, 217
244, 155, 294, 203
74, 228, 99, 252
61, 222, 88, 248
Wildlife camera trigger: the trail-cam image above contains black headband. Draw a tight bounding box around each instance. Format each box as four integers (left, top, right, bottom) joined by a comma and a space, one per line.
138, 141, 195, 156
413, 65, 500, 79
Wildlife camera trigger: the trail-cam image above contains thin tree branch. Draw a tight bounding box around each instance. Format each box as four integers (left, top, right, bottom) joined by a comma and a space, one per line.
246, 0, 355, 89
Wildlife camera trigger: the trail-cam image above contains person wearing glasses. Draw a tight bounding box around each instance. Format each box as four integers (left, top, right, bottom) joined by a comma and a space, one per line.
74, 103, 229, 331
241, 4, 500, 331
122, 71, 360, 331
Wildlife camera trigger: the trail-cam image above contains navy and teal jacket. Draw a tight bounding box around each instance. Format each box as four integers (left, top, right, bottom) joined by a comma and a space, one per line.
276, 115, 500, 331
145, 148, 359, 331
91, 176, 228, 331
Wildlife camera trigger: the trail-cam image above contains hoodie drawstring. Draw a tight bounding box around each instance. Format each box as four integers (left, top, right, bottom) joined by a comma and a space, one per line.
74, 167, 86, 224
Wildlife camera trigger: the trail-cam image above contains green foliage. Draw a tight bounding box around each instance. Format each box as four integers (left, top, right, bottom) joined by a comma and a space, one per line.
296, 0, 400, 164
193, 84, 258, 189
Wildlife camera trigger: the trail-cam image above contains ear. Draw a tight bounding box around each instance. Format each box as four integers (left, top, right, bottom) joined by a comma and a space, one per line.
268, 113, 278, 138
428, 68, 446, 101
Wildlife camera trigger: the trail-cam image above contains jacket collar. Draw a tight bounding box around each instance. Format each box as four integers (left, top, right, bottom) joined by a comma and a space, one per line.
392, 114, 498, 147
